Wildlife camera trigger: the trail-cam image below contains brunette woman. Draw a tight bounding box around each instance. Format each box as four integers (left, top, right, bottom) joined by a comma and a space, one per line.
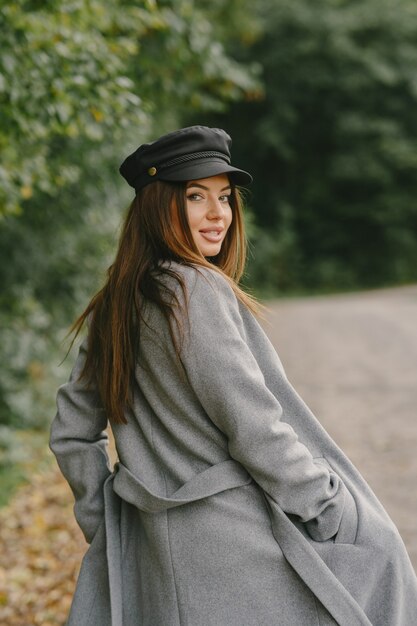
50, 126, 417, 626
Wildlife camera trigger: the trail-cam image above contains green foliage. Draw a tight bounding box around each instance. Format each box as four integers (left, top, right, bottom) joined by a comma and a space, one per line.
0, 428, 49, 506
201, 0, 417, 294
0, 0, 259, 217
243, 203, 303, 297
0, 0, 260, 433
1, 1, 140, 216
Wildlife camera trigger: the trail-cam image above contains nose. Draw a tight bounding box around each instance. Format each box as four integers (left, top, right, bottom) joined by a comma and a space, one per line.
207, 195, 225, 219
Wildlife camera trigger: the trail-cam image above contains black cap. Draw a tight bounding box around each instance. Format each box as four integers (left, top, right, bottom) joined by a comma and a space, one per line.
119, 125, 252, 192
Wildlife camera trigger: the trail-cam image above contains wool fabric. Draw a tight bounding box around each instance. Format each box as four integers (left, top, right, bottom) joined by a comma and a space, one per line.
50, 262, 417, 626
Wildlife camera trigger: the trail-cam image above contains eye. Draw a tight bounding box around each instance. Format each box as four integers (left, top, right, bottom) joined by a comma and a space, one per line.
186, 193, 204, 202
219, 194, 231, 203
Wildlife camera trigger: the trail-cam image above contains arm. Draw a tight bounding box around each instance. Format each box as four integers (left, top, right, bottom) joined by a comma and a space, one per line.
49, 337, 111, 544
178, 267, 348, 541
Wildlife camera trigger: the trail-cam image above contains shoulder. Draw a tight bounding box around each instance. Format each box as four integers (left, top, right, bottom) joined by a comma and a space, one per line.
165, 261, 237, 307
154, 262, 250, 346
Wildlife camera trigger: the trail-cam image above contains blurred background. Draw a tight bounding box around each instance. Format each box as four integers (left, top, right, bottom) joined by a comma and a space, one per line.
1, 0, 417, 622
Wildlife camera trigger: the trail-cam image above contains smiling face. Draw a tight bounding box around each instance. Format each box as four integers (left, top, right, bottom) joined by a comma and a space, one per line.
185, 174, 233, 257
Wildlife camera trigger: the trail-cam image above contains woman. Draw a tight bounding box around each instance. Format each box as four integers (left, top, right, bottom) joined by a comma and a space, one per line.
50, 126, 417, 626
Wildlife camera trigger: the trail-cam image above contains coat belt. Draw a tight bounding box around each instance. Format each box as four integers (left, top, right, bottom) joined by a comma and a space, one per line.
103, 460, 371, 626
112, 459, 253, 512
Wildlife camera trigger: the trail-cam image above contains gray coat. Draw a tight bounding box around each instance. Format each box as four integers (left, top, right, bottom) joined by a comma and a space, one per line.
50, 262, 417, 626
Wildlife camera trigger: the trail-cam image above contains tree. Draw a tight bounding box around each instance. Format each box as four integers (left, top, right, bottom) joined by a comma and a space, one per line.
0, 0, 260, 216
200, 0, 417, 292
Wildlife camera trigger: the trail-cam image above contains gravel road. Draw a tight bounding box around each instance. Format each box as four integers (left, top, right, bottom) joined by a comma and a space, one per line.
261, 285, 417, 571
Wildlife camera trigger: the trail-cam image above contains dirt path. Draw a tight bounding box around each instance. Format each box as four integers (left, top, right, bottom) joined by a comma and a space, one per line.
261, 284, 417, 570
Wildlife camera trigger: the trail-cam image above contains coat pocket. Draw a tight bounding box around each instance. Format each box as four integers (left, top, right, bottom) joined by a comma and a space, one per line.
334, 483, 358, 544
314, 457, 359, 545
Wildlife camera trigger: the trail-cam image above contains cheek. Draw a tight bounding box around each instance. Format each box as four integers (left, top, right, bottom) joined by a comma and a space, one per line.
186, 205, 203, 231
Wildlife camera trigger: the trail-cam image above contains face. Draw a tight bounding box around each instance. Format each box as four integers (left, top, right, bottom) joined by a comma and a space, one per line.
185, 174, 233, 257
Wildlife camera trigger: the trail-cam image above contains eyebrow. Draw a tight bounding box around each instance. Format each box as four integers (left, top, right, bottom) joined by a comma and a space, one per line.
186, 183, 231, 191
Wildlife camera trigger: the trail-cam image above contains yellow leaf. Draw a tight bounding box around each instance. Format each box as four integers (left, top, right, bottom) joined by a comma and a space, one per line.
21, 185, 33, 200
90, 107, 104, 122
27, 361, 44, 381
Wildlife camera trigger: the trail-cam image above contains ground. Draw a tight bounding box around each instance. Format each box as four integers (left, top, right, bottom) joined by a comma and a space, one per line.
0, 285, 416, 623
262, 284, 417, 570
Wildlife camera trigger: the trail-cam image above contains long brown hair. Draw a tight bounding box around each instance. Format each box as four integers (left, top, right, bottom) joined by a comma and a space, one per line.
71, 178, 260, 424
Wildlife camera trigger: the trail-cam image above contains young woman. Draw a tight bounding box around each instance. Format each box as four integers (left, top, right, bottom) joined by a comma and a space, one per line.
50, 126, 417, 626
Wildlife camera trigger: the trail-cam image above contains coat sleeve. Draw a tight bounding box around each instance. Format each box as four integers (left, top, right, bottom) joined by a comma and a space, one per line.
49, 337, 111, 544
178, 266, 350, 542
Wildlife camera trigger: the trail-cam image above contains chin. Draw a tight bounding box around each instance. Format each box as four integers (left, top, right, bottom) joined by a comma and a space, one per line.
200, 245, 222, 257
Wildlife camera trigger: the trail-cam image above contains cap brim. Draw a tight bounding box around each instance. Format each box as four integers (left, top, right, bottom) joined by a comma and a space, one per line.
158, 158, 252, 186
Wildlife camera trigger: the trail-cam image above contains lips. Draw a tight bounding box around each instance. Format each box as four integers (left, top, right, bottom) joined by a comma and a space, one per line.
199, 228, 224, 243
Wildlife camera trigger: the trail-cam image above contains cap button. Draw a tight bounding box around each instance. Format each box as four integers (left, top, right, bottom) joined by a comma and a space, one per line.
148, 166, 157, 176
